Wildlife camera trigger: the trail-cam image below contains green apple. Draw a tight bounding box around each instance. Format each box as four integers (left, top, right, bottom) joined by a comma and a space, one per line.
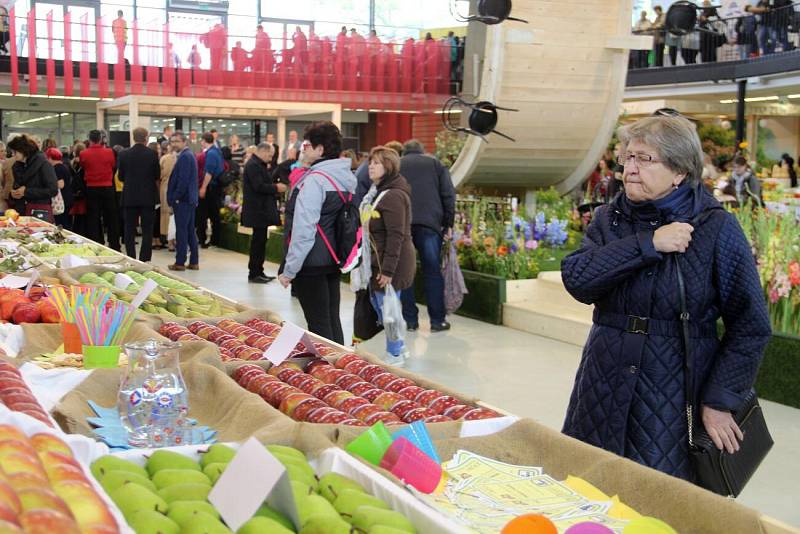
300, 515, 353, 534
90, 456, 147, 481
319, 473, 365, 503
297, 494, 339, 527
254, 504, 293, 531
152, 469, 211, 490
237, 516, 294, 534
157, 483, 211, 504
109, 483, 168, 519
166, 501, 220, 526
181, 511, 233, 534
203, 463, 227, 485
145, 450, 201, 476
351, 506, 415, 533
333, 489, 389, 519
200, 445, 236, 468
99, 470, 157, 494
128, 509, 180, 534
265, 445, 306, 462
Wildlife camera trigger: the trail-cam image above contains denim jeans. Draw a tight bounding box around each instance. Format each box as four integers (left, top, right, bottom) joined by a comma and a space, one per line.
174, 202, 199, 266
759, 26, 790, 54
370, 288, 407, 356
401, 225, 446, 325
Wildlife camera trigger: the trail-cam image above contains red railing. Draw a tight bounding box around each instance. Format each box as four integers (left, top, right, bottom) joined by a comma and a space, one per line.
3, 7, 455, 104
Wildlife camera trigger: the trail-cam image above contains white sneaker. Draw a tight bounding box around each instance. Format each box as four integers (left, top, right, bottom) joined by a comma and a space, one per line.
383, 351, 406, 367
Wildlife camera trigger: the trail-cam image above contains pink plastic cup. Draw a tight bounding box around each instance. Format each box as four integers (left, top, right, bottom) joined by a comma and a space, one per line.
379, 436, 442, 494
565, 523, 616, 534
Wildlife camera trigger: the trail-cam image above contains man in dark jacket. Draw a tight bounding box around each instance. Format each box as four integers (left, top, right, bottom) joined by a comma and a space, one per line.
167, 131, 200, 271
242, 143, 287, 283
272, 147, 298, 186
118, 127, 160, 262
80, 130, 119, 250
197, 132, 224, 248
398, 139, 456, 332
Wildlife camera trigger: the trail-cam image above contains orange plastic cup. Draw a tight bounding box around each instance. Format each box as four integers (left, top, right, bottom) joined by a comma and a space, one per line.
61, 322, 83, 355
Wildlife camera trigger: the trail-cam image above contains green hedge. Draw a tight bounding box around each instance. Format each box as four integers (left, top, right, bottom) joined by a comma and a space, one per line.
412, 267, 506, 325
755, 332, 800, 409
218, 223, 285, 264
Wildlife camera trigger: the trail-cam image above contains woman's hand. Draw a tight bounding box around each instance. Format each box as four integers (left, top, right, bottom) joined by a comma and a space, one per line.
10, 186, 24, 199
653, 222, 694, 253
278, 274, 292, 288
376, 274, 392, 288
701, 405, 744, 454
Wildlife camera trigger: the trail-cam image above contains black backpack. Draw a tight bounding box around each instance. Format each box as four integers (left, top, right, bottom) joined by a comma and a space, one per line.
307, 171, 362, 273
218, 160, 239, 188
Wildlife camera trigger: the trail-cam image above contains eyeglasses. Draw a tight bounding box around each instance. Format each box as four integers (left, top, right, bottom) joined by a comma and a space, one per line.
301, 142, 312, 149
617, 153, 662, 167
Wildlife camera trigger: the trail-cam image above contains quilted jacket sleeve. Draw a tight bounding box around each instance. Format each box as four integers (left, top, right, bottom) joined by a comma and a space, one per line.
562, 208, 663, 304
702, 213, 771, 411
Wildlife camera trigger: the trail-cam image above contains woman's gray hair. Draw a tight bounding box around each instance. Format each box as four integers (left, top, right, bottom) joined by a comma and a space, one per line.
617, 115, 703, 187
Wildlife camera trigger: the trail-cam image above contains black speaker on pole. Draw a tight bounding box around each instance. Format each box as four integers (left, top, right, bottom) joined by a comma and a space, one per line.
450, 0, 528, 25
441, 97, 518, 143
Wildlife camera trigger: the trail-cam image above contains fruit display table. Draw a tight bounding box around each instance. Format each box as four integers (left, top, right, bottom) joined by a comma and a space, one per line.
0, 219, 797, 534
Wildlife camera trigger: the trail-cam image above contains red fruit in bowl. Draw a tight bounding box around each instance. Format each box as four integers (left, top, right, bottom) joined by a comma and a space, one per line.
359, 365, 385, 382
232, 364, 263, 382
364, 411, 401, 426
415, 389, 444, 407
312, 384, 340, 401
385, 378, 415, 393
305, 406, 338, 423
335, 353, 362, 369
245, 374, 276, 393
372, 392, 404, 411
319, 411, 353, 425
402, 407, 436, 423
352, 404, 383, 422
293, 398, 328, 421
390, 400, 419, 420
398, 386, 425, 402
424, 415, 453, 423
340, 419, 367, 427
346, 381, 375, 396
443, 404, 474, 420
371, 373, 399, 390
334, 374, 363, 390
276, 368, 303, 383
361, 388, 384, 403
462, 408, 501, 420
336, 396, 370, 414
298, 377, 323, 395
428, 395, 460, 415
305, 358, 332, 375
343, 359, 370, 375
322, 390, 353, 407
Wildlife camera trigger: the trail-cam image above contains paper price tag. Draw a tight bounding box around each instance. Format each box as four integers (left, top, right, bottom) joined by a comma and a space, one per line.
208, 438, 299, 532
0, 275, 32, 289
130, 279, 158, 309
23, 270, 40, 297
60, 254, 89, 268
113, 273, 136, 291
262, 322, 319, 365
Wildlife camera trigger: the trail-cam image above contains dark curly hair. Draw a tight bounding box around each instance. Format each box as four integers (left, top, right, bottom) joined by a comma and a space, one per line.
303, 121, 342, 160
7, 134, 40, 159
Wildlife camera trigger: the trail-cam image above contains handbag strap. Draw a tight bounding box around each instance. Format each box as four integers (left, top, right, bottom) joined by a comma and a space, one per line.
674, 253, 696, 448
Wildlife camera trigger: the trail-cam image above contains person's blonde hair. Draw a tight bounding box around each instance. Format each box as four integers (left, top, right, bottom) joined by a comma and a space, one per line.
369, 146, 401, 179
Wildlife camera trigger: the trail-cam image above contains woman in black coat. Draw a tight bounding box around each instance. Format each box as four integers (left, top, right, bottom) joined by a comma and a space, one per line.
7, 135, 58, 222
241, 143, 287, 283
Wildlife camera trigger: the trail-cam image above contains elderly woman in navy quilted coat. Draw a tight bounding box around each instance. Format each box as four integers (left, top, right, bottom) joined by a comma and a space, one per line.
561, 115, 771, 481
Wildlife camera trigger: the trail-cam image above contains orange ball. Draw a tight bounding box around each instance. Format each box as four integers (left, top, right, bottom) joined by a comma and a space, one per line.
502, 514, 558, 534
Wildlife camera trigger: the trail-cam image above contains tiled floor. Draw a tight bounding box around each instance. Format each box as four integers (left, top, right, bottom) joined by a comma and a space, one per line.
149, 245, 800, 527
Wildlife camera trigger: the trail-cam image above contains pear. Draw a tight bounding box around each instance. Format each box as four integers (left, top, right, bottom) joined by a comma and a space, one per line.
110, 483, 168, 519
351, 506, 415, 533
319, 473, 365, 503
237, 516, 294, 534
158, 482, 211, 504
272, 454, 315, 478
333, 489, 389, 519
254, 503, 294, 531
167, 501, 220, 526
369, 527, 414, 534
152, 469, 212, 489
181, 511, 233, 534
292, 480, 315, 502
128, 509, 180, 534
203, 463, 227, 485
146, 450, 201, 476
99, 470, 157, 494
297, 494, 339, 527
200, 444, 236, 468
90, 456, 148, 481
300, 514, 353, 534
265, 445, 307, 462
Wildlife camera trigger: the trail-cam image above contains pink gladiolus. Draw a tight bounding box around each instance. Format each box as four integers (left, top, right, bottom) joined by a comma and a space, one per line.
525, 240, 538, 250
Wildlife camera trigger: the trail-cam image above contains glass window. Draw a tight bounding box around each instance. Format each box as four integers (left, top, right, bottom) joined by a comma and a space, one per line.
260, 0, 370, 25
136, 0, 167, 8
74, 113, 98, 143
34, 4, 65, 61
67, 6, 97, 63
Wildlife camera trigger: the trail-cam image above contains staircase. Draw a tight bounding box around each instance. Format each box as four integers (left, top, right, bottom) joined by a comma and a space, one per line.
502, 272, 593, 347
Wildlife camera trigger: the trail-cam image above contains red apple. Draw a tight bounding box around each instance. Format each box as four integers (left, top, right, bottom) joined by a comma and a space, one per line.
243, 348, 265, 361
19, 509, 80, 534
305, 407, 338, 423
279, 392, 315, 418
364, 411, 401, 426
359, 365, 385, 382
335, 353, 362, 369
424, 415, 453, 423
385, 378, 415, 393
335, 396, 370, 414
334, 374, 363, 390
319, 368, 347, 385
443, 405, 474, 420
371, 373, 400, 390
311, 384, 340, 401
415, 389, 444, 407
345, 381, 375, 396
343, 359, 371, 375
232, 364, 263, 382
340, 419, 367, 427
17, 488, 72, 517
219, 338, 243, 351
293, 399, 328, 422
286, 374, 315, 390
361, 388, 384, 403
304, 358, 331, 375
237, 368, 268, 388
0, 481, 21, 515
402, 408, 437, 423
389, 400, 419, 420
206, 330, 229, 343
318, 411, 353, 425
186, 321, 207, 333
12, 303, 40, 325
246, 375, 277, 394
7, 473, 48, 492
36, 301, 60, 324
298, 377, 323, 395
462, 408, 501, 420
269, 361, 303, 377
372, 392, 404, 411
428, 396, 460, 415
322, 390, 353, 407
351, 404, 383, 422
258, 382, 291, 406
276, 368, 303, 383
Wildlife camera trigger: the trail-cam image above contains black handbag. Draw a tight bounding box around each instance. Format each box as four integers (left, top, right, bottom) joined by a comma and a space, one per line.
674, 255, 773, 497
353, 289, 383, 342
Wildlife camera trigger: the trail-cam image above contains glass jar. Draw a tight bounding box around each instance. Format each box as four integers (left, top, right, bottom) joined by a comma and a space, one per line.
117, 339, 190, 448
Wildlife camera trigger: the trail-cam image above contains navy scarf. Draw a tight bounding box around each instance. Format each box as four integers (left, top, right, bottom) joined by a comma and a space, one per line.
624, 182, 706, 224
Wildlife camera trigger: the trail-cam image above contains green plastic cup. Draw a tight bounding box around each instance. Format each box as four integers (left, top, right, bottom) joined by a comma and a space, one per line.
345, 421, 394, 465
82, 345, 121, 369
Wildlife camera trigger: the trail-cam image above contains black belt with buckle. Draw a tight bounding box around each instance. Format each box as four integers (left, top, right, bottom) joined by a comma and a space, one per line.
626, 315, 649, 335
592, 309, 718, 339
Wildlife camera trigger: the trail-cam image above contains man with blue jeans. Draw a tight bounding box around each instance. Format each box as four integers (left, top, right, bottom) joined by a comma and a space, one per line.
197, 132, 224, 248
167, 131, 200, 271
398, 139, 456, 332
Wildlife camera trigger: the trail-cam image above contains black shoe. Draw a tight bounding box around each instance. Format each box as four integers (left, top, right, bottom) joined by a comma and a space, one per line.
406, 322, 419, 332
200, 242, 209, 249
431, 321, 451, 332
248, 275, 275, 284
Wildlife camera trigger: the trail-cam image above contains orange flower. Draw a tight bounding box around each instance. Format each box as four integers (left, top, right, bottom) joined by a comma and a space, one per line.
789, 261, 800, 287
497, 245, 508, 256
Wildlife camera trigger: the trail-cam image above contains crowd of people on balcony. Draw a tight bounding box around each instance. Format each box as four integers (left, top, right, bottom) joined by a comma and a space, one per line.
630, 0, 797, 68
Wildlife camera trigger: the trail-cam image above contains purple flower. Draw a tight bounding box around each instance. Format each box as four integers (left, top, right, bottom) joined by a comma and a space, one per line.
525, 239, 538, 250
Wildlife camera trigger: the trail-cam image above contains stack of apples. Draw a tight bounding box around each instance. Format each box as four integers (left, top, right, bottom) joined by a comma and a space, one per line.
0, 362, 52, 427
0, 287, 60, 325
0, 424, 120, 534
158, 323, 240, 362
242, 319, 341, 358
